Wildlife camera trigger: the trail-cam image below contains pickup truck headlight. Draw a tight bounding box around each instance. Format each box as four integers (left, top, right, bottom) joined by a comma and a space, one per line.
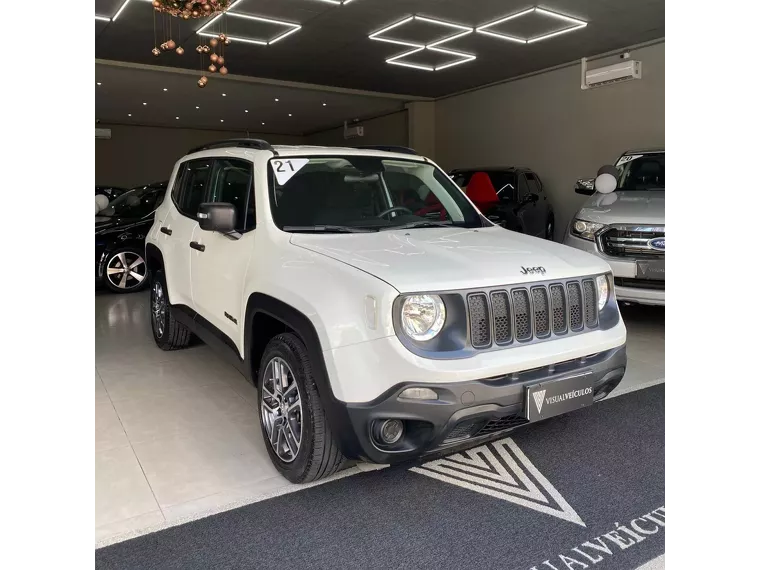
400, 295, 446, 341
596, 274, 611, 311
572, 219, 606, 241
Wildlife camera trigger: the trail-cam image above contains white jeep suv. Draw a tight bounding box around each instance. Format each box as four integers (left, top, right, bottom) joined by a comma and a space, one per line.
146, 139, 628, 483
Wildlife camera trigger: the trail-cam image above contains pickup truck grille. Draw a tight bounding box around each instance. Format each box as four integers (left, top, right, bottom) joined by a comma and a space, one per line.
466, 278, 598, 349
599, 227, 665, 259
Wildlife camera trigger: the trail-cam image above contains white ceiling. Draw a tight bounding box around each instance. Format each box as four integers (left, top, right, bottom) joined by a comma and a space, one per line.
95, 61, 412, 135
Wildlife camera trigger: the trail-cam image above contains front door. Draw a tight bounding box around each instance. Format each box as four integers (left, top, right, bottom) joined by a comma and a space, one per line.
190, 157, 255, 352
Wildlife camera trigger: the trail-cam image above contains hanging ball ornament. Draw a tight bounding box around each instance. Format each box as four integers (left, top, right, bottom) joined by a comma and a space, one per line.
210, 53, 219, 63
152, 47, 161, 56
198, 79, 207, 88
153, 0, 161, 7
195, 45, 203, 53
175, 46, 185, 55
192, 10, 199, 17
219, 66, 228, 75
167, 40, 176, 50
202, 45, 211, 53
219, 34, 227, 41
203, 3, 212, 12
185, 1, 193, 7
217, 56, 224, 65
209, 38, 218, 48
225, 37, 232, 45
208, 64, 217, 73
182, 13, 190, 19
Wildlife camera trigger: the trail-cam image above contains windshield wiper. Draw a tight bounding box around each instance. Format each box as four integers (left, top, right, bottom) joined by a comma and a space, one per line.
379, 220, 454, 231
283, 225, 378, 233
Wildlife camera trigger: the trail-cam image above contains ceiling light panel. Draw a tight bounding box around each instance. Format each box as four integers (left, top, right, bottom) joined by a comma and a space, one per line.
476, 6, 587, 44
370, 15, 475, 72
197, 5, 301, 46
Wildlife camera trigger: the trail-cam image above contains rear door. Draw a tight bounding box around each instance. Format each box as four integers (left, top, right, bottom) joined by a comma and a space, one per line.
160, 158, 212, 308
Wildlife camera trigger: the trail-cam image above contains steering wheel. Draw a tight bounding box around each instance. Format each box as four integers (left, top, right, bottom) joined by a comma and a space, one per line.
377, 206, 414, 219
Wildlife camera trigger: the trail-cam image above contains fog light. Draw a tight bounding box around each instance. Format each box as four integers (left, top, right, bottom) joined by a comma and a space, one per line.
379, 419, 404, 444
399, 387, 438, 401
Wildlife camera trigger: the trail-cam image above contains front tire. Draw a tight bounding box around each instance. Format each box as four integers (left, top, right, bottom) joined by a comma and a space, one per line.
103, 247, 148, 294
150, 270, 192, 351
258, 333, 345, 483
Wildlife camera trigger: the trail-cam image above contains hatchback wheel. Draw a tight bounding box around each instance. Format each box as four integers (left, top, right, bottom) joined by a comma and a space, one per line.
104, 248, 148, 293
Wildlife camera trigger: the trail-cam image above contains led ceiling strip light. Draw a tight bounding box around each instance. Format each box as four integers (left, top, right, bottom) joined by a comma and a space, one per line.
476, 6, 587, 44
369, 15, 476, 72
197, 11, 302, 46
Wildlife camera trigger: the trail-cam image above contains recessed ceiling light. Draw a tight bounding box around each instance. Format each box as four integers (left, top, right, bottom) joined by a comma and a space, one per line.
244, 109, 249, 113
275, 98, 279, 102
288, 113, 292, 117
222, 93, 227, 97
175, 116, 179, 120
128, 113, 132, 117
143, 102, 147, 106
322, 103, 327, 106
261, 122, 265, 125
96, 82, 102, 86
195, 106, 200, 109
220, 119, 224, 122
163, 88, 168, 92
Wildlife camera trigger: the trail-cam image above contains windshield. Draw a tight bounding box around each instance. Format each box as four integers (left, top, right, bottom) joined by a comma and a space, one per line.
268, 156, 484, 232
98, 184, 166, 218
616, 152, 665, 191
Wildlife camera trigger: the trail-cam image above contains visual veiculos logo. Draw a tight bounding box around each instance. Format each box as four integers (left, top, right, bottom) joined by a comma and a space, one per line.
533, 390, 547, 414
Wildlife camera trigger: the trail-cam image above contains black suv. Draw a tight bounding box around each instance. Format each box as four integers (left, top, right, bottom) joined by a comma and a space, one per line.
449, 167, 555, 240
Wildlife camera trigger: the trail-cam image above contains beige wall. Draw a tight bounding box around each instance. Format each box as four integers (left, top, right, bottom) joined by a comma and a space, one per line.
305, 110, 408, 147
95, 124, 304, 188
406, 101, 436, 158
435, 41, 665, 237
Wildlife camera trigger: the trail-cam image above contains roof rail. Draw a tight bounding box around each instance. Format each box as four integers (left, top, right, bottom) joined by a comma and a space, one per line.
355, 145, 419, 156
188, 138, 278, 156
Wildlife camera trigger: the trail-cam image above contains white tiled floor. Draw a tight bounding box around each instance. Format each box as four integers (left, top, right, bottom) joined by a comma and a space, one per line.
95, 291, 665, 543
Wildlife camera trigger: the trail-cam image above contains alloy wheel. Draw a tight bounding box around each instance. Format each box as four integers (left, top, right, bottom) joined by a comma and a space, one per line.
261, 357, 303, 463
151, 280, 166, 338
106, 251, 146, 290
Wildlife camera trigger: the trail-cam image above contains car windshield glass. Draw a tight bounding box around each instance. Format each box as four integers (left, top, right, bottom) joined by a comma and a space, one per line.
269, 156, 484, 232
98, 184, 165, 218
616, 152, 665, 191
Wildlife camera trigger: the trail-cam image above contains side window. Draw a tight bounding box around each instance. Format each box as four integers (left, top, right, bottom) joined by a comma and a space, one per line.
176, 159, 213, 218
517, 174, 530, 200
488, 172, 517, 202
525, 172, 541, 195
209, 158, 254, 232
171, 164, 186, 203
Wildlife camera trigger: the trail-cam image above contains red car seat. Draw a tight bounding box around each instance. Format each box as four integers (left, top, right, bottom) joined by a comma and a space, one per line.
465, 172, 499, 212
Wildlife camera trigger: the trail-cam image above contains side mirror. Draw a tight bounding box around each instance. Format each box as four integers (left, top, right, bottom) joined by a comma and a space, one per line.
594, 165, 618, 194
198, 202, 236, 233
574, 178, 595, 196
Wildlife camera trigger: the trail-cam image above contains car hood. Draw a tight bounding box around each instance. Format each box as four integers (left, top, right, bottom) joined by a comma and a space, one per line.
290, 226, 610, 293
577, 191, 665, 226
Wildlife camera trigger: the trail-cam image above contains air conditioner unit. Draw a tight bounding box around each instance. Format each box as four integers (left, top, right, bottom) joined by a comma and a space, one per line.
343, 121, 364, 140
581, 57, 641, 89
95, 128, 112, 139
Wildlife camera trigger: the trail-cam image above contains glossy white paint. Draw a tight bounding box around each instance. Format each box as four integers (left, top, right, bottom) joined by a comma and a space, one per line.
573, 190, 665, 227
148, 145, 627, 402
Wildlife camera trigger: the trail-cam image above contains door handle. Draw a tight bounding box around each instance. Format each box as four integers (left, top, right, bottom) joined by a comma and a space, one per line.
160, 227, 172, 236
189, 241, 205, 252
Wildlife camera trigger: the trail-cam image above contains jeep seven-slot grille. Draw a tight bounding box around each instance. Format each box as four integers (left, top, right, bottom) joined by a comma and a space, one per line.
465, 279, 598, 349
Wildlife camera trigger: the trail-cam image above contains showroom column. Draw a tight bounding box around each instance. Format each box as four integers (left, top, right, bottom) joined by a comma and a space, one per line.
406, 101, 436, 160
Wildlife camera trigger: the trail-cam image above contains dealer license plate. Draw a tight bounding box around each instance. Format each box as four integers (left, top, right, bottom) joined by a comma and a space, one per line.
525, 373, 594, 422
636, 259, 665, 280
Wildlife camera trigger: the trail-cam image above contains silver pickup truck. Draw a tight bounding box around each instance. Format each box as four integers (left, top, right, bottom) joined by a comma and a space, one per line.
563, 149, 664, 306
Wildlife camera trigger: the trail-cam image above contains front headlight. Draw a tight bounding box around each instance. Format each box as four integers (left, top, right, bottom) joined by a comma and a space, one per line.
596, 274, 610, 311
401, 295, 446, 341
571, 219, 606, 241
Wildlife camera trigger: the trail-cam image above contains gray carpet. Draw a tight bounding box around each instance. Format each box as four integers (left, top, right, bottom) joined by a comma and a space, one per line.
96, 385, 665, 570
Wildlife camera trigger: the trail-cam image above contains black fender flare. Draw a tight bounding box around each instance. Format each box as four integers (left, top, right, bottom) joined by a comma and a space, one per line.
243, 293, 364, 459
145, 242, 164, 273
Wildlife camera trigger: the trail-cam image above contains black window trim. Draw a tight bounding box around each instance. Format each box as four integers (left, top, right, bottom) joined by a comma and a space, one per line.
207, 157, 256, 234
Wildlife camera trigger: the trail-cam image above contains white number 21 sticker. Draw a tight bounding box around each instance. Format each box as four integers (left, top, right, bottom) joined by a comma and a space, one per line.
271, 158, 309, 185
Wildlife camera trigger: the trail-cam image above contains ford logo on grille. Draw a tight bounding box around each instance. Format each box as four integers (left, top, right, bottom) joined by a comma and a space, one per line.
648, 238, 665, 251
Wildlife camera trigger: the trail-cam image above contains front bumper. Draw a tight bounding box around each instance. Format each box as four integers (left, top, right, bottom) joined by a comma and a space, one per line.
339, 344, 626, 464
563, 234, 664, 306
